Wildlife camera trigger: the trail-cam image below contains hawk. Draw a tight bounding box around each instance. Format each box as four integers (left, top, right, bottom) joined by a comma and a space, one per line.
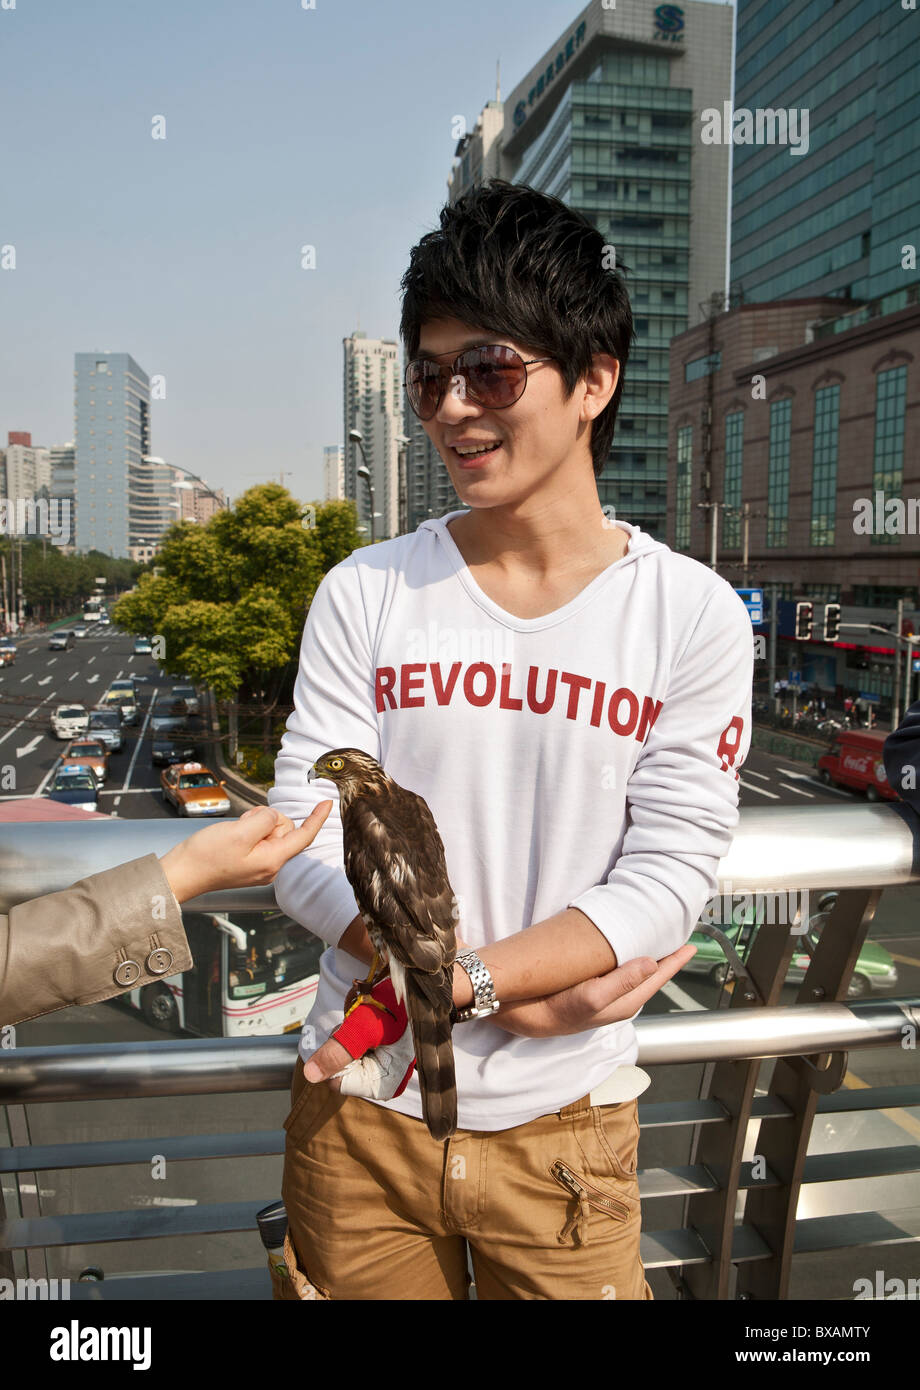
307, 748, 458, 1140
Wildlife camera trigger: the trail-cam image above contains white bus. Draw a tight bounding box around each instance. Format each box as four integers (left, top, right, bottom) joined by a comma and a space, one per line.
120, 907, 325, 1037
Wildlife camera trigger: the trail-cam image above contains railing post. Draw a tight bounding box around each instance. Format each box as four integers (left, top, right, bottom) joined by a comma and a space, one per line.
680, 893, 804, 1299
737, 886, 881, 1298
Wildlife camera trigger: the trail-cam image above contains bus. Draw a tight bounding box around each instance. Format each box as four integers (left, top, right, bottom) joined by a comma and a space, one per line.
121, 907, 325, 1037
83, 598, 103, 623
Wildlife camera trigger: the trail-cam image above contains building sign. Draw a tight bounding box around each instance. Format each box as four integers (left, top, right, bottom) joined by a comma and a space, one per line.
513, 20, 588, 129
653, 4, 685, 41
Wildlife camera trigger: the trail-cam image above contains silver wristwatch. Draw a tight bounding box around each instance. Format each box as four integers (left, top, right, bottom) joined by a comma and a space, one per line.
453, 950, 500, 1022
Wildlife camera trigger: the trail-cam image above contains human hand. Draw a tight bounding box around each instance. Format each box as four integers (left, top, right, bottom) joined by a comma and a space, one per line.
159, 801, 333, 903
493, 944, 697, 1038
302, 974, 416, 1099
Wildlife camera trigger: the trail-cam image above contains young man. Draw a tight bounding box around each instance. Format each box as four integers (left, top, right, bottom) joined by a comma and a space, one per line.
268, 180, 753, 1300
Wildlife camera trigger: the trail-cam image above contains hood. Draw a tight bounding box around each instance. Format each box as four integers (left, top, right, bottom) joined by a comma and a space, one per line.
420, 508, 663, 571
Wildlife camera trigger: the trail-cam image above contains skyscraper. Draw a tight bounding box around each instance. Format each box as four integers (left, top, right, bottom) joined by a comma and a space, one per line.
73, 352, 150, 558
731, 0, 920, 306
343, 333, 401, 540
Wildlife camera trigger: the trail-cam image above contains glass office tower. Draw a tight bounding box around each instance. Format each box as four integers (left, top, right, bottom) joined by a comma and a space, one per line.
731, 0, 920, 306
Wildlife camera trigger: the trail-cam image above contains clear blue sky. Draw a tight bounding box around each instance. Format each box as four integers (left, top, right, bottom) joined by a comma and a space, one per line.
1, 0, 730, 507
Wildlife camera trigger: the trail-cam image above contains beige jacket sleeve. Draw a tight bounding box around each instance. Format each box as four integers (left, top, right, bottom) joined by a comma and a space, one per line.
0, 853, 193, 1028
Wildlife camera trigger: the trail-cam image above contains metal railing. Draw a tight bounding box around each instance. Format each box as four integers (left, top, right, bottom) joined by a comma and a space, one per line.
2, 804, 919, 1300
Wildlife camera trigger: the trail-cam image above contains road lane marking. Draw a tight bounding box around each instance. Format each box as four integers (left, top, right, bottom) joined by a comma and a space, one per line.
0, 694, 56, 749
741, 778, 779, 799
742, 769, 771, 781
660, 980, 707, 1011
779, 782, 815, 798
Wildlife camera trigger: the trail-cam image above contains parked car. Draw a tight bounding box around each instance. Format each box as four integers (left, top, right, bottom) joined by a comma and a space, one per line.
87, 707, 125, 753
169, 684, 200, 716
682, 891, 898, 999
133, 636, 152, 655
72, 624, 87, 639
48, 630, 74, 651
50, 704, 89, 740
60, 738, 109, 784
150, 695, 204, 767
45, 766, 100, 812
101, 684, 138, 725
817, 729, 898, 802
160, 761, 230, 817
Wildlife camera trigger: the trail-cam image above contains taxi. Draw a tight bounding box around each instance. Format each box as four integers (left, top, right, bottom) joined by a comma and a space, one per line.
60, 738, 110, 784
160, 761, 231, 816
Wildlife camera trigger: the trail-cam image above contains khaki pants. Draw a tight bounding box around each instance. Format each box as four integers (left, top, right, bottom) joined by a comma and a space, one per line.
271, 1059, 654, 1301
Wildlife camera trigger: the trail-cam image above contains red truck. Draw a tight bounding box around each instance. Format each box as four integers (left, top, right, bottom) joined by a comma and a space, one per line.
817, 729, 898, 801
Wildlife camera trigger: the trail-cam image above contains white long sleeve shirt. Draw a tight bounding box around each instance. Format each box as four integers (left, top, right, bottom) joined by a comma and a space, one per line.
268, 510, 753, 1131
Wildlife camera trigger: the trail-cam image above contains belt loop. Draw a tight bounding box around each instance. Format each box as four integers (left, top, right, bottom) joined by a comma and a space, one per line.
558, 1093, 592, 1119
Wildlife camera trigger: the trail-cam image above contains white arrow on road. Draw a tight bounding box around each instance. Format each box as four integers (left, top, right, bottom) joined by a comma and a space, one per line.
37, 676, 53, 686
16, 735, 42, 757
86, 674, 100, 683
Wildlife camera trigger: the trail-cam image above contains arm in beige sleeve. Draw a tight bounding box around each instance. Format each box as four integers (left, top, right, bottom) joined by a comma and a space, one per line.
0, 853, 194, 1028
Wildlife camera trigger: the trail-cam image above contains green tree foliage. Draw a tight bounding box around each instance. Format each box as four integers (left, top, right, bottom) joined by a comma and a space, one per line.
112, 486, 363, 722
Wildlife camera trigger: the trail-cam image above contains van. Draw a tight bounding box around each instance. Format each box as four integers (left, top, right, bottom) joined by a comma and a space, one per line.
817, 729, 898, 802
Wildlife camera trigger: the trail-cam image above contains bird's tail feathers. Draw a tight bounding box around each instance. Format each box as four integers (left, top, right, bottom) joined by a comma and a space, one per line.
405, 970, 457, 1142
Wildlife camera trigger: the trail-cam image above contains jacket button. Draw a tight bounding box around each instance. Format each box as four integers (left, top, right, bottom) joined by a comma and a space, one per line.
114, 960, 141, 986
146, 949, 174, 976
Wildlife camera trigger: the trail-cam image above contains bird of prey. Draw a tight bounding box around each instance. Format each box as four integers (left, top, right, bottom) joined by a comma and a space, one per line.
307, 748, 458, 1140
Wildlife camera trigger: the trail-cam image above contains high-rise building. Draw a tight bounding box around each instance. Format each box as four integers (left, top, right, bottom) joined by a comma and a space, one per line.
343, 332, 401, 541
50, 444, 77, 551
3, 433, 51, 501
74, 352, 150, 558
323, 445, 345, 502
730, 0, 920, 307
448, 98, 504, 203
445, 0, 733, 539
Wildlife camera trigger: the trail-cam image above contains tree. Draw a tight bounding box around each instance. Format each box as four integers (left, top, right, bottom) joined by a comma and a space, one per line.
112, 486, 364, 753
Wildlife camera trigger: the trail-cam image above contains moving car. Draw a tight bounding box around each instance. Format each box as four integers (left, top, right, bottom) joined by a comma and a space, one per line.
72, 624, 88, 638
87, 707, 124, 753
682, 891, 898, 999
133, 636, 152, 655
101, 684, 138, 725
170, 683, 200, 716
48, 630, 74, 651
150, 695, 204, 767
50, 704, 89, 740
60, 738, 109, 784
0, 640, 15, 666
45, 766, 100, 813
160, 761, 230, 816
817, 729, 898, 802
99, 613, 111, 626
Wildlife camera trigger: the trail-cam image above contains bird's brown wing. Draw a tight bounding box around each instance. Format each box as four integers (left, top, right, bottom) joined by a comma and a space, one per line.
342, 787, 457, 1140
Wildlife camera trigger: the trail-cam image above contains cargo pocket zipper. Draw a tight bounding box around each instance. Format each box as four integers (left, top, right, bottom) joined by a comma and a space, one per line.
550, 1160, 631, 1248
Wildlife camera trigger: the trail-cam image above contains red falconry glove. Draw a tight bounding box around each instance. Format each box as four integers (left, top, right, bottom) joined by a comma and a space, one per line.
330, 974, 417, 1099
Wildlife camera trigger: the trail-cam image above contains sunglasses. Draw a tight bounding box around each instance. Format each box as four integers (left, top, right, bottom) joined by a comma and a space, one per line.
404, 344, 555, 421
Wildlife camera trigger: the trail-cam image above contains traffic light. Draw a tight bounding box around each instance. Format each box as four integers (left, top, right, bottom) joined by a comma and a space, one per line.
795, 601, 813, 640
823, 603, 841, 642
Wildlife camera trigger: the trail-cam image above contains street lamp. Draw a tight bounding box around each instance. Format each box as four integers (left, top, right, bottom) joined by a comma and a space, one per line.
143, 455, 228, 511
349, 429, 376, 543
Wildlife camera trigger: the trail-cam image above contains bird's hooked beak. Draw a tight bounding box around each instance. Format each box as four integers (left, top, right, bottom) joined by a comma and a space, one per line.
307, 765, 317, 783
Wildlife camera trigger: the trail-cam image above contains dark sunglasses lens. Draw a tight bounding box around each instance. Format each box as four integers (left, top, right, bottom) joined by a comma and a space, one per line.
406, 361, 442, 419
461, 346, 526, 408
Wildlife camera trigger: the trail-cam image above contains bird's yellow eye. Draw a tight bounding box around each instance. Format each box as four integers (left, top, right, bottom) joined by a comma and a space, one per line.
329, 757, 345, 770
